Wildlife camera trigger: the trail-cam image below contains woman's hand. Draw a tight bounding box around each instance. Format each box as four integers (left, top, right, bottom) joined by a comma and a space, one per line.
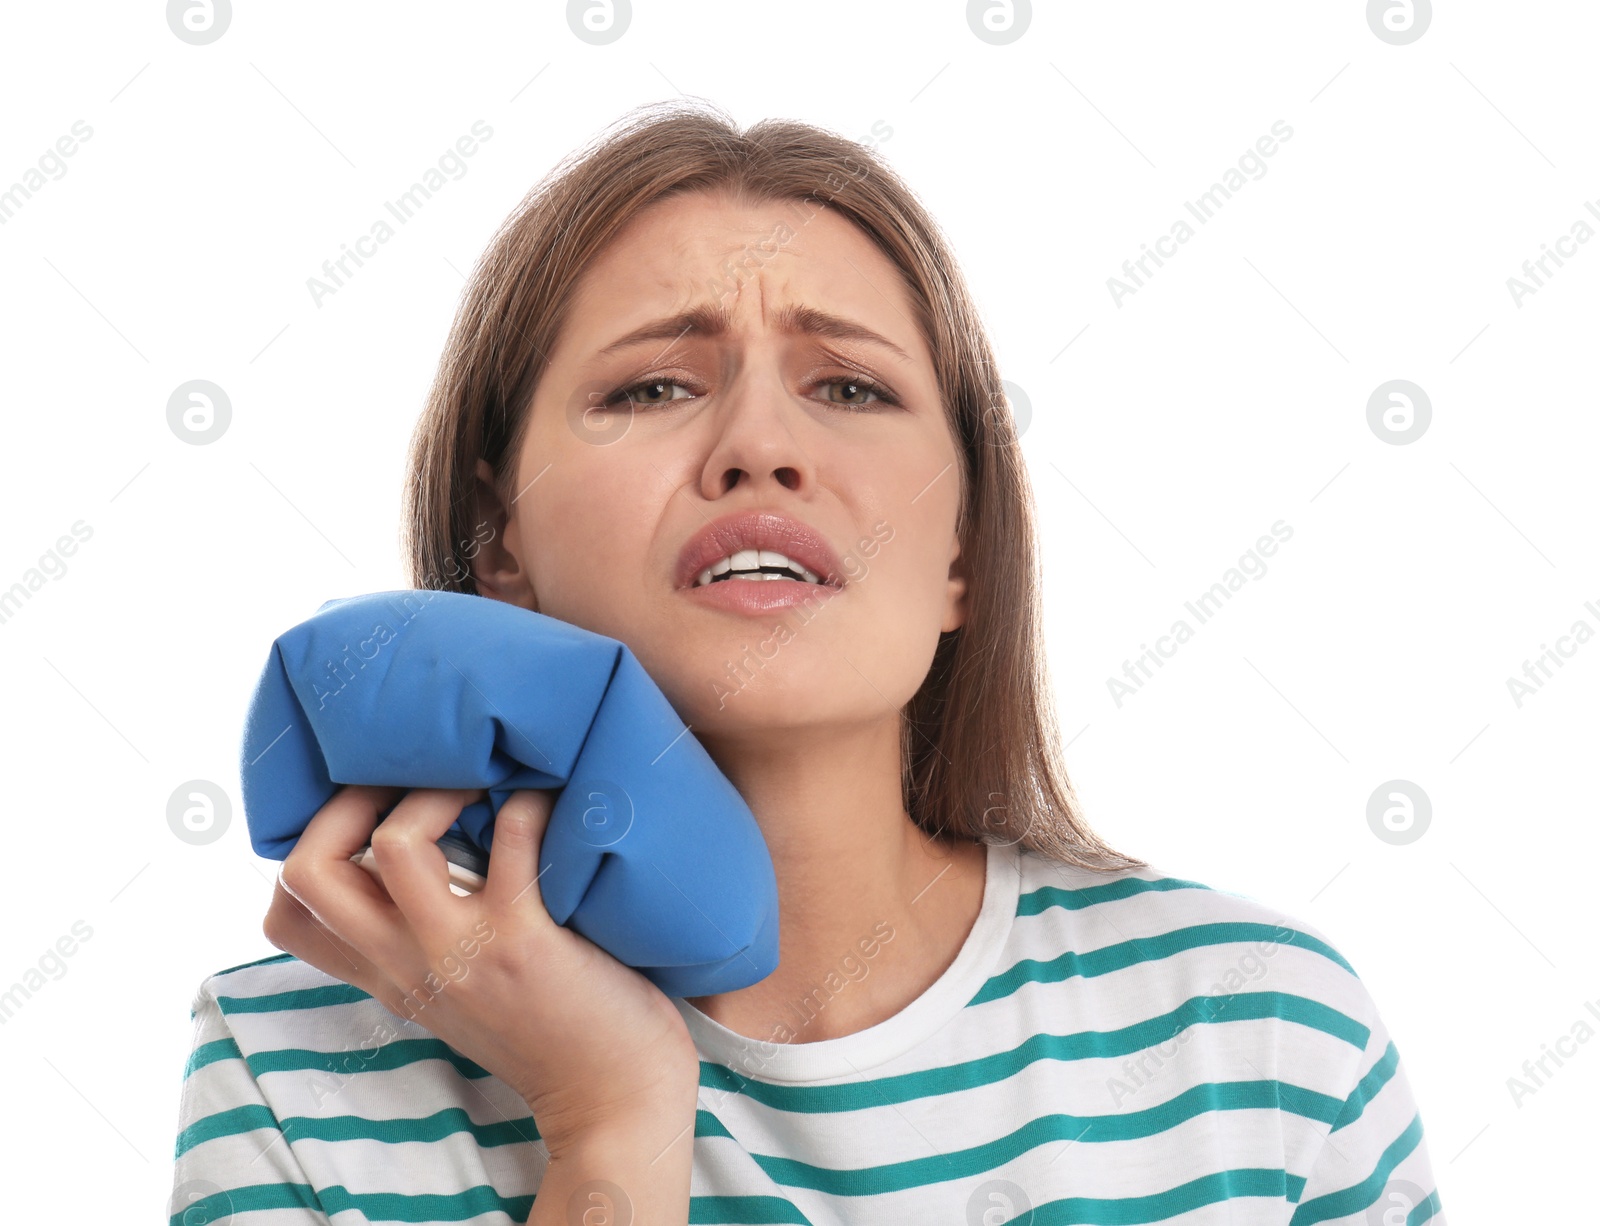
261, 784, 702, 1155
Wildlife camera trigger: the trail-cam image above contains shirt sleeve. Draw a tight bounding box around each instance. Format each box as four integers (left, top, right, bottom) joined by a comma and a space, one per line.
170, 977, 331, 1225
1288, 981, 1446, 1226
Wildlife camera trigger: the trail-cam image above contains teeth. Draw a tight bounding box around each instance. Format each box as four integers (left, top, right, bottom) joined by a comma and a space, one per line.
693, 548, 824, 588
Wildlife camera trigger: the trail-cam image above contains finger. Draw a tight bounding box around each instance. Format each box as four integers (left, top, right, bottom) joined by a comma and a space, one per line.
482, 789, 556, 922
368, 787, 483, 939
280, 785, 407, 955
264, 882, 424, 1023
263, 878, 380, 992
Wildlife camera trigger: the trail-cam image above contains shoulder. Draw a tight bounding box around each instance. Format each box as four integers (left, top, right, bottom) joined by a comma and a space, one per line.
1001, 850, 1442, 1215
184, 951, 518, 1117
176, 954, 542, 1219
187, 952, 412, 1085
190, 951, 371, 1017
1008, 847, 1388, 1056
190, 950, 363, 1013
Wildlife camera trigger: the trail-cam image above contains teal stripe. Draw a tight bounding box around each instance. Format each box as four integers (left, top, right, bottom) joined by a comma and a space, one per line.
169, 1179, 535, 1224
698, 1078, 1342, 1197
173, 1181, 814, 1226
186, 953, 301, 1021
235, 992, 1362, 1118
317, 1181, 533, 1222
689, 1194, 815, 1224
697, 1109, 735, 1139
247, 1036, 490, 1081
1410, 1189, 1443, 1225
217, 982, 373, 1014
1288, 1113, 1426, 1225
1017, 874, 1213, 914
175, 1104, 278, 1158
182, 1037, 241, 1079
1331, 1042, 1400, 1132
971, 921, 1353, 1007
170, 1182, 321, 1225
1029, 1166, 1297, 1224
699, 991, 1368, 1114
282, 1106, 539, 1147
176, 1102, 540, 1158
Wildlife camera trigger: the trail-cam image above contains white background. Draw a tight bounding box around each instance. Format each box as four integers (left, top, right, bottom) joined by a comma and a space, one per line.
1, 1, 1595, 1220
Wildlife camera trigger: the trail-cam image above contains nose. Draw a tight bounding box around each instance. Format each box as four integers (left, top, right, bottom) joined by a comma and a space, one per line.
695, 368, 815, 498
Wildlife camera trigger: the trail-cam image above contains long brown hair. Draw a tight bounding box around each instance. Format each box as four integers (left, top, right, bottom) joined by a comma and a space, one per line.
401, 98, 1144, 873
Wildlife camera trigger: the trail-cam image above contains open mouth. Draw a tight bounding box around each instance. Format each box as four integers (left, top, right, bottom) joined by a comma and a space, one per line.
693, 549, 827, 588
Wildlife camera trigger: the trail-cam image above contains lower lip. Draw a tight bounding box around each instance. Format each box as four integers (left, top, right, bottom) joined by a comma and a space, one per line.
680, 576, 843, 615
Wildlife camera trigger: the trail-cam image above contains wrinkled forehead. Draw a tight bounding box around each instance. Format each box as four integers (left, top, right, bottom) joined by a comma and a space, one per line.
558, 190, 926, 362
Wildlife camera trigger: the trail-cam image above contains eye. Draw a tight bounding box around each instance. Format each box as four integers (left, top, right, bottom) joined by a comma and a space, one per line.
819, 375, 897, 409
598, 372, 900, 411
603, 378, 697, 408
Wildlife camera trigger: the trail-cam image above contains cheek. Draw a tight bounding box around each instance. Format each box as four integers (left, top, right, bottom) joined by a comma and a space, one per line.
829, 531, 953, 710
851, 472, 957, 612
523, 455, 653, 626
872, 529, 951, 624
843, 515, 950, 639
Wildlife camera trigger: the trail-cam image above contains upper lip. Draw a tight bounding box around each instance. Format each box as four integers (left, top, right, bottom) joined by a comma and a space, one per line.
676, 510, 847, 590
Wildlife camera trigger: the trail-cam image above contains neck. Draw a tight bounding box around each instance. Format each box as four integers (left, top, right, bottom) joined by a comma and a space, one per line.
686, 716, 987, 1046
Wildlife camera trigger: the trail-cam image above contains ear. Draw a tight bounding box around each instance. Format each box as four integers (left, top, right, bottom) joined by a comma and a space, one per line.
942, 531, 968, 634
468, 458, 537, 610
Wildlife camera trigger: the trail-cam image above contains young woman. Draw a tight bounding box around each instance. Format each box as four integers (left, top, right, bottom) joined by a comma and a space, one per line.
171, 101, 1443, 1226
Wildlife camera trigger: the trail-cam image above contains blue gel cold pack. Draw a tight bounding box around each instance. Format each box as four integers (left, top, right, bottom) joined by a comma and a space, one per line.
238, 589, 779, 997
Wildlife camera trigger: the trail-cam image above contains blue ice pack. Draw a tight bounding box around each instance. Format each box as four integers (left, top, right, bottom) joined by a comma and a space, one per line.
238, 589, 779, 997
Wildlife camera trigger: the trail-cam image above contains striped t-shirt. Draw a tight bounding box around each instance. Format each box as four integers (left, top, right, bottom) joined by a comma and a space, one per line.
170, 839, 1445, 1225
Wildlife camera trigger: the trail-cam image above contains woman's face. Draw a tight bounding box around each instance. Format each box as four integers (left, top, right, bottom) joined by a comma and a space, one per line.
478, 188, 967, 741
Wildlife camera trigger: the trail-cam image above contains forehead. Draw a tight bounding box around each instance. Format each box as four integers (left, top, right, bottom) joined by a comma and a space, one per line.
561, 189, 925, 355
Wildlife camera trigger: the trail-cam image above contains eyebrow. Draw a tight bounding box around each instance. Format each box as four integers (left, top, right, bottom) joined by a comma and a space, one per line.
594, 301, 913, 364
